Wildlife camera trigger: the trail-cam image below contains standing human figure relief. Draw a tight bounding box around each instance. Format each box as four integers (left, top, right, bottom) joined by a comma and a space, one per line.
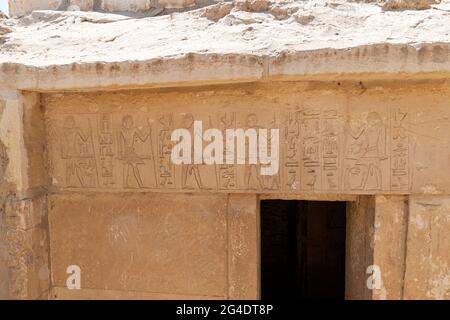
118, 114, 152, 188
61, 115, 96, 188
244, 113, 263, 190
180, 113, 204, 189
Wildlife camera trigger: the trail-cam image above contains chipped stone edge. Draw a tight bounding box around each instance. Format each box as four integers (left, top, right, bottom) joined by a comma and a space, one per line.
1, 42, 450, 92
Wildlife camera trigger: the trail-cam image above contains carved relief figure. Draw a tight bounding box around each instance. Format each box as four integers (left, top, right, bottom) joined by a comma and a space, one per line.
61, 115, 97, 188
244, 113, 263, 190
344, 112, 387, 190
118, 115, 152, 188
44, 99, 414, 195
180, 113, 203, 189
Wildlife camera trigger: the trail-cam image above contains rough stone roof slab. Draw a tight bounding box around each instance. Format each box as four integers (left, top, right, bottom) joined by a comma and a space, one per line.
1, 0, 450, 90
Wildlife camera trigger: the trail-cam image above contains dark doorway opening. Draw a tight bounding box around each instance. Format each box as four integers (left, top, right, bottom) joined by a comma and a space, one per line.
261, 200, 346, 300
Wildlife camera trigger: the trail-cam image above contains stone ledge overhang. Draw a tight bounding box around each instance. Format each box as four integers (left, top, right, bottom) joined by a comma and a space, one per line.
1, 42, 450, 92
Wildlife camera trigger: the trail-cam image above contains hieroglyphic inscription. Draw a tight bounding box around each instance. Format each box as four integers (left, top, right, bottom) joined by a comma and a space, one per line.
157, 114, 175, 188
46, 107, 411, 193
98, 113, 115, 187
262, 113, 280, 191
390, 108, 409, 191
300, 109, 321, 191
217, 112, 237, 190
283, 110, 301, 191
322, 109, 339, 191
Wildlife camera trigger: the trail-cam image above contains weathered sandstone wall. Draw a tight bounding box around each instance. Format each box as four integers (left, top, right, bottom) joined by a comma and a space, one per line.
0, 80, 449, 299
50, 193, 229, 299
0, 91, 49, 299
43, 82, 450, 194
47, 193, 259, 299
1, 0, 449, 300
346, 194, 450, 300
37, 81, 450, 299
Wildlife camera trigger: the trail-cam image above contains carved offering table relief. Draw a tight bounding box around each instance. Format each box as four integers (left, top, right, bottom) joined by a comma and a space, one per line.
42, 87, 429, 194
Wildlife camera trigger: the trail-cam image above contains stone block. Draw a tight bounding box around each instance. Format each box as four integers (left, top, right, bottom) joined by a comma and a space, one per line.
228, 194, 259, 299
403, 196, 450, 299
48, 193, 228, 297
372, 195, 408, 300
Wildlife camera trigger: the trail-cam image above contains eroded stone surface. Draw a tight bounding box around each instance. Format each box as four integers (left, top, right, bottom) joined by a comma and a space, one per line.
372, 195, 408, 300
49, 193, 228, 297
0, 90, 54, 300
346, 196, 375, 299
42, 82, 450, 195
228, 194, 259, 299
2, 1, 450, 68
1, 0, 450, 302
404, 196, 450, 300
1, 196, 49, 300
382, 0, 438, 11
